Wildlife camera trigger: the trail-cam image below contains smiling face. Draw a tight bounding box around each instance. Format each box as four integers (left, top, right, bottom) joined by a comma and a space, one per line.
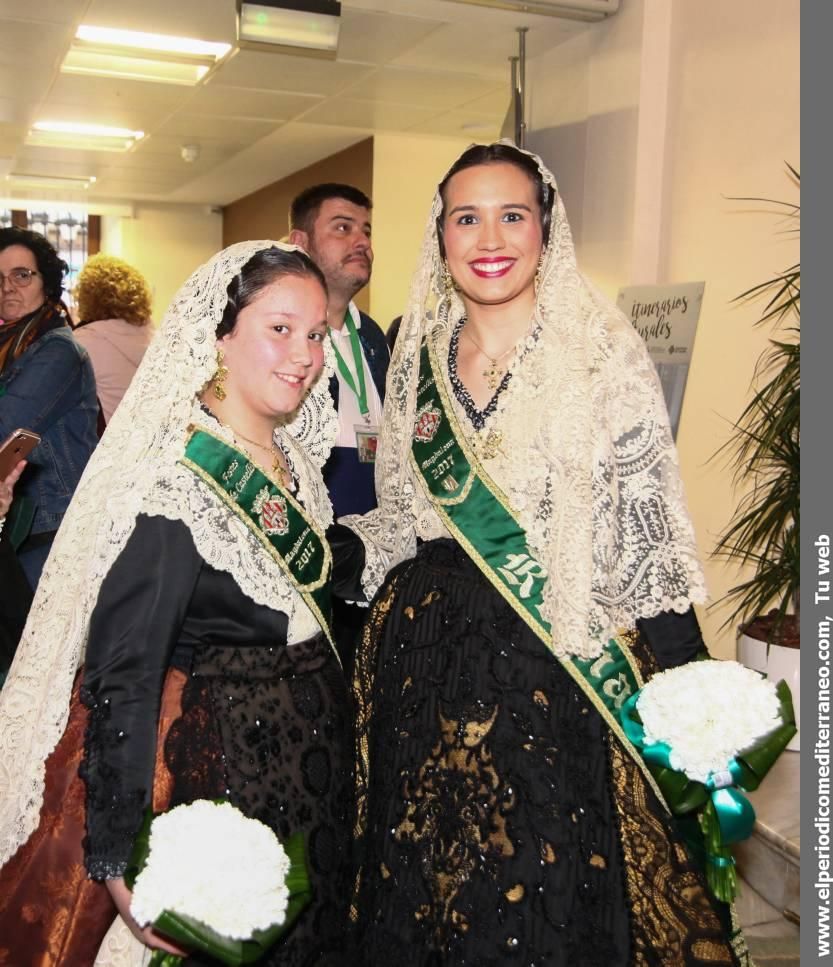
303, 198, 373, 304
0, 244, 46, 323
441, 162, 544, 313
218, 273, 328, 420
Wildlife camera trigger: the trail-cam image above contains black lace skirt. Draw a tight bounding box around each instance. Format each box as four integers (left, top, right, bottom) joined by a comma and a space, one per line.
353, 540, 744, 967
164, 633, 353, 967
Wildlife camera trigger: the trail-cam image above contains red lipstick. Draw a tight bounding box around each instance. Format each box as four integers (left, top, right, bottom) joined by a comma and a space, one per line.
469, 257, 516, 279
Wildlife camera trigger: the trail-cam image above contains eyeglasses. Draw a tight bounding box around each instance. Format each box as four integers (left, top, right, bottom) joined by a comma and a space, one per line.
0, 268, 41, 289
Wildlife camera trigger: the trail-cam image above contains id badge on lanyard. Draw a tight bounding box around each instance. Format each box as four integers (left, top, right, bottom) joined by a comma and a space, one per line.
355, 424, 379, 463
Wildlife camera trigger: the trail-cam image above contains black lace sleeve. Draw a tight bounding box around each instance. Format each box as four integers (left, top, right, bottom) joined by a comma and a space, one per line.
635, 606, 708, 670
80, 514, 202, 880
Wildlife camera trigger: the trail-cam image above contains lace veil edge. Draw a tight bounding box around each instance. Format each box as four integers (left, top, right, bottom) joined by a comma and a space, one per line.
0, 240, 338, 866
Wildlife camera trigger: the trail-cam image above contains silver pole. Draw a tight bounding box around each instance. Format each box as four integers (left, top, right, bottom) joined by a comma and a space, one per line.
509, 56, 520, 145
517, 27, 528, 148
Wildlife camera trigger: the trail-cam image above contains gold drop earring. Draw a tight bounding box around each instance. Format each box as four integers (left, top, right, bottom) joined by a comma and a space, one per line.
213, 348, 229, 401
436, 259, 456, 322
534, 253, 545, 295
441, 259, 456, 299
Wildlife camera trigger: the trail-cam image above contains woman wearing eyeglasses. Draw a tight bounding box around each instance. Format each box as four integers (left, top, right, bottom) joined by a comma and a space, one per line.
0, 227, 98, 590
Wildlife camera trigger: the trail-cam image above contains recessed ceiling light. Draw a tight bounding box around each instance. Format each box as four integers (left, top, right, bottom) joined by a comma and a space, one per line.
75, 25, 231, 59
6, 173, 98, 190
63, 25, 232, 86
27, 122, 145, 153
32, 122, 142, 138
63, 50, 213, 86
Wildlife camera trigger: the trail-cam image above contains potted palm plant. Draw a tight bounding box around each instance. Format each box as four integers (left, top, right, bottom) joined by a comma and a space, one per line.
714, 167, 800, 748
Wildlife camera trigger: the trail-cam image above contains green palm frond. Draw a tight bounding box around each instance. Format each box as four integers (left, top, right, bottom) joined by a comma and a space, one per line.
712, 168, 800, 640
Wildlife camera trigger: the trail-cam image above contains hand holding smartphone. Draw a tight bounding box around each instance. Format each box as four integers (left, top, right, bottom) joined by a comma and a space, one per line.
0, 429, 40, 481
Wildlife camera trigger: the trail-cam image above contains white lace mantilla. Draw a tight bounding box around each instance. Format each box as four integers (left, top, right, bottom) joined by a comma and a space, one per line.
0, 240, 338, 871
343, 141, 706, 660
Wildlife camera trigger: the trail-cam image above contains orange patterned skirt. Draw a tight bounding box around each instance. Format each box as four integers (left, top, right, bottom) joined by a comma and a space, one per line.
0, 669, 186, 967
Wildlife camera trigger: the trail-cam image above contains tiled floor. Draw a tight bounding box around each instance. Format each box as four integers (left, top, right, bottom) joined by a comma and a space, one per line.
737, 876, 800, 941
746, 936, 801, 966
735, 749, 801, 963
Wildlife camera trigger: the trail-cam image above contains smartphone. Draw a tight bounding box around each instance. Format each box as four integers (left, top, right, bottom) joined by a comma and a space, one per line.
0, 429, 40, 480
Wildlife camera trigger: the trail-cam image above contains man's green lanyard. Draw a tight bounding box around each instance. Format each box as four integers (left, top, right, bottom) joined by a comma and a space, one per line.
329, 309, 370, 421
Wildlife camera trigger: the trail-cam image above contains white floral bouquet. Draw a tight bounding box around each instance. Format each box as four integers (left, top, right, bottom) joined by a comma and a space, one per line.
620, 659, 795, 903
125, 800, 310, 966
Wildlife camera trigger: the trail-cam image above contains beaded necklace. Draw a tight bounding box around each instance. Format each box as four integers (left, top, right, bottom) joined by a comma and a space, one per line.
447, 317, 512, 431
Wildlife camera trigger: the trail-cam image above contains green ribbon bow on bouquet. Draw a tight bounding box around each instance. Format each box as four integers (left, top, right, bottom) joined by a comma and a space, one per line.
125, 805, 312, 967
619, 677, 796, 904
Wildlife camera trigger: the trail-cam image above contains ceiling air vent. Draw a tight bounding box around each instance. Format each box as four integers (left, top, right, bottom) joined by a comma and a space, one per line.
442, 0, 620, 21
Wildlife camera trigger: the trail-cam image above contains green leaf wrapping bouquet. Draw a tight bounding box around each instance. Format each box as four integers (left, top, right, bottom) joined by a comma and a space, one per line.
124, 800, 311, 966
619, 659, 796, 904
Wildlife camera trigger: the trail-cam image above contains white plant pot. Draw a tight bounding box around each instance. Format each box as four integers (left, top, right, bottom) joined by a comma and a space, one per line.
737, 632, 800, 751
736, 632, 767, 673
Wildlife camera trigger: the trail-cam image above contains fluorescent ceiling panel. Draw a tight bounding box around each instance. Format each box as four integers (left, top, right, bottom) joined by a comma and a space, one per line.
27, 122, 145, 153
7, 173, 97, 190
63, 49, 211, 86
75, 26, 231, 59
62, 25, 232, 86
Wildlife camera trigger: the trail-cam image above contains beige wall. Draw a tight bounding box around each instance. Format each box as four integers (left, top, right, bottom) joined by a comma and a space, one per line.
101, 203, 223, 323
219, 134, 471, 328
664, 0, 800, 655
527, 0, 799, 656
222, 139, 374, 315
527, 0, 645, 295
369, 132, 474, 328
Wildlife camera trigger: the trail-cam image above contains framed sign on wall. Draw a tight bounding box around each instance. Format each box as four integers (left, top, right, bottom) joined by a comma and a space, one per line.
616, 281, 705, 439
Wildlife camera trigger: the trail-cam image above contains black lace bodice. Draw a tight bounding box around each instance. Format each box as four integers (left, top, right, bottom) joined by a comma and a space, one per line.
80, 514, 355, 964
80, 514, 289, 879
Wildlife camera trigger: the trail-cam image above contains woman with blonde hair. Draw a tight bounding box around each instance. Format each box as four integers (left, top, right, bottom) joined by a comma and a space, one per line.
73, 254, 154, 423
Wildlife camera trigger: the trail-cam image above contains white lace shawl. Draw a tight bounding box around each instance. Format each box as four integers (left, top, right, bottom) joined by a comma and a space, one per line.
0, 240, 338, 875
344, 142, 707, 660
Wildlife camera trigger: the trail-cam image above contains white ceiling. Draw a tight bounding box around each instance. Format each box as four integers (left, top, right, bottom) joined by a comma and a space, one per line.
0, 0, 591, 207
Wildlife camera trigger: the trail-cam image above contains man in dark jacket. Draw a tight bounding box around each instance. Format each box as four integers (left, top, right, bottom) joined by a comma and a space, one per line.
289, 184, 389, 670
289, 184, 388, 517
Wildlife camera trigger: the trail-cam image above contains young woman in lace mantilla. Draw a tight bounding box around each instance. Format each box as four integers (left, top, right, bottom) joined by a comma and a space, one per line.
0, 242, 354, 966
340, 143, 754, 966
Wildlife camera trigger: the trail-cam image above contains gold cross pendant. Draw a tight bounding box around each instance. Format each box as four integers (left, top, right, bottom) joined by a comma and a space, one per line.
483, 363, 502, 391
272, 455, 290, 489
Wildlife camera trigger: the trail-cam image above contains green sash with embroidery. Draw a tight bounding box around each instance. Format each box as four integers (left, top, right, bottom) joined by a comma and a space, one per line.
180, 427, 334, 649
410, 337, 668, 809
